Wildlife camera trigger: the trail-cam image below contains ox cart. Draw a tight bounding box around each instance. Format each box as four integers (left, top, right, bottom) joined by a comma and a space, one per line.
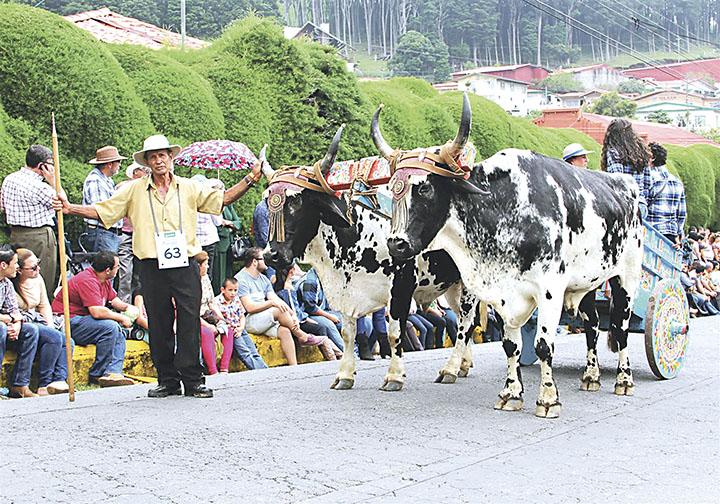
521, 222, 690, 380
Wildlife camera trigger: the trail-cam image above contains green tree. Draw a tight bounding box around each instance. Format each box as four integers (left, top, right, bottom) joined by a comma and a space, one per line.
617, 79, 652, 95
389, 31, 450, 82
539, 73, 584, 93
647, 110, 673, 124
590, 92, 637, 118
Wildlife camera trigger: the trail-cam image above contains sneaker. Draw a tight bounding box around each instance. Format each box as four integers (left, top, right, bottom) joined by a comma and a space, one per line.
97, 373, 135, 387
47, 381, 70, 395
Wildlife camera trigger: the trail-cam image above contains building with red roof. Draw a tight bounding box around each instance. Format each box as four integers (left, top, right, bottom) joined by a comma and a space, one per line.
622, 58, 720, 83
451, 63, 549, 84
64, 8, 209, 50
533, 108, 717, 146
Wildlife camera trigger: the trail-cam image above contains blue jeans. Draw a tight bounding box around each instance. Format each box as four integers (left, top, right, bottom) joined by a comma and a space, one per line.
408, 314, 433, 349
309, 311, 344, 351
85, 226, 120, 253
356, 309, 387, 353
233, 330, 268, 370
70, 316, 126, 377
0, 321, 40, 387
37, 324, 72, 386
443, 309, 458, 345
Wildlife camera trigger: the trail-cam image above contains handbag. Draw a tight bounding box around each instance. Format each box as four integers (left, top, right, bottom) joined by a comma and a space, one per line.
230, 235, 252, 261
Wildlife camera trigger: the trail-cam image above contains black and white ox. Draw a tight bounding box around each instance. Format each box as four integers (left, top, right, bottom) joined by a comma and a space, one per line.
263, 126, 481, 391
375, 94, 644, 417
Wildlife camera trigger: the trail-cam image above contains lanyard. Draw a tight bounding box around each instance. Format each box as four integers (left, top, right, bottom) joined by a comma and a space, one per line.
147, 185, 182, 235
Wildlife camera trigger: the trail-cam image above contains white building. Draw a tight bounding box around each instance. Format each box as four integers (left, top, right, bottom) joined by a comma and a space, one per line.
634, 101, 720, 131
438, 73, 530, 116
554, 64, 627, 90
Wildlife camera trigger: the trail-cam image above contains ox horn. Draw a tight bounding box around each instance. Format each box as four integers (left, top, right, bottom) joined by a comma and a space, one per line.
258, 144, 275, 179
446, 92, 472, 158
319, 124, 345, 176
371, 104, 395, 160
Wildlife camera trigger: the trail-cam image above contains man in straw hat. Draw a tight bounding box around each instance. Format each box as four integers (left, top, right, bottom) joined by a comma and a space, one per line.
57, 134, 263, 398
562, 143, 593, 168
83, 145, 127, 253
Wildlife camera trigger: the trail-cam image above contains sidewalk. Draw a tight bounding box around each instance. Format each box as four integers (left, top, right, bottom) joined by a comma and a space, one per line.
1, 316, 717, 503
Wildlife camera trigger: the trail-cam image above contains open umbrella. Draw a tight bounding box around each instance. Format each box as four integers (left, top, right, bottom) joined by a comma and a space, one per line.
174, 140, 258, 178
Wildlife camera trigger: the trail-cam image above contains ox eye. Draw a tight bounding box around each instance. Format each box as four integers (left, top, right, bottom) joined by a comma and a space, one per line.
418, 183, 434, 198
288, 198, 301, 212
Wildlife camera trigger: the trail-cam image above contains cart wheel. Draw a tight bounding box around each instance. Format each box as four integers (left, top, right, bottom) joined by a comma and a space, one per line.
644, 278, 690, 379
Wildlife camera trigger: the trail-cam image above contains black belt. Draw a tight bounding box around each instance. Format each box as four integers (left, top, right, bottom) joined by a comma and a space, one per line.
87, 224, 122, 235
10, 225, 51, 231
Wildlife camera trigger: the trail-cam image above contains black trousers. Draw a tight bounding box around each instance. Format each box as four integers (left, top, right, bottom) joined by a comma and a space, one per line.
139, 258, 203, 388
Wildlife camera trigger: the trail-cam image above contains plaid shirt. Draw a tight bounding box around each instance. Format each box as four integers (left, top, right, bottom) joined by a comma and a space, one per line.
605, 150, 652, 216
82, 168, 121, 228
0, 168, 56, 227
0, 277, 19, 316
646, 165, 686, 237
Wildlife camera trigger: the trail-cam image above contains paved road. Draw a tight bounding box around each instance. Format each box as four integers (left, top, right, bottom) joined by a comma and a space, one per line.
2, 317, 718, 503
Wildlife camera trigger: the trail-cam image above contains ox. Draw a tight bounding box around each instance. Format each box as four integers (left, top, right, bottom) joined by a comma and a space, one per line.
376, 94, 644, 417
264, 126, 480, 391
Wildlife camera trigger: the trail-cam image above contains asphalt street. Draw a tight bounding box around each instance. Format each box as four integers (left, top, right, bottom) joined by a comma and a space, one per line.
1, 316, 718, 504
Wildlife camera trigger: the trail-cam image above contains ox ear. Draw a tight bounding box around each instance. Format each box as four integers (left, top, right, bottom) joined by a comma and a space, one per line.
451, 178, 490, 195
318, 195, 351, 228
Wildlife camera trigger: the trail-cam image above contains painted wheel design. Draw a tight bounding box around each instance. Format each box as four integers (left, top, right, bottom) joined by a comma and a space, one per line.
644, 279, 690, 380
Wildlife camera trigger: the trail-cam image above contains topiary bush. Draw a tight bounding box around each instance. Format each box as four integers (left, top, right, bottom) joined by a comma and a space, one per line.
666, 145, 716, 228
0, 4, 154, 162
109, 44, 226, 146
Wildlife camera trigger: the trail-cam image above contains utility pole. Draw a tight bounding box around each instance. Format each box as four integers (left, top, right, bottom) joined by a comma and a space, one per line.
180, 0, 186, 49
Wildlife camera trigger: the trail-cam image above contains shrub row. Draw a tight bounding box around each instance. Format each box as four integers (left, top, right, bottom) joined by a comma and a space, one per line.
0, 4, 717, 244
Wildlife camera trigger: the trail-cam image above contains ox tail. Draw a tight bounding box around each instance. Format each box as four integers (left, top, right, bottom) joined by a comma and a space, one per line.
606, 331, 619, 353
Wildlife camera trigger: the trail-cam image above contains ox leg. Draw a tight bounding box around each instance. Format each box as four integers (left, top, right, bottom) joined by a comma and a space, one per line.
534, 298, 564, 418
578, 291, 601, 391
494, 325, 524, 411
608, 276, 634, 396
436, 285, 476, 383
381, 318, 405, 392
331, 315, 357, 390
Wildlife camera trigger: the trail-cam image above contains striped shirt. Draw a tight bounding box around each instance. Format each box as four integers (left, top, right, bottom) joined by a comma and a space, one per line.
605, 150, 652, 217
82, 168, 121, 228
646, 165, 686, 238
0, 168, 56, 227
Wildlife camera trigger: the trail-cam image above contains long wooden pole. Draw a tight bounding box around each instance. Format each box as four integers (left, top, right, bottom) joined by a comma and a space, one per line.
51, 113, 75, 402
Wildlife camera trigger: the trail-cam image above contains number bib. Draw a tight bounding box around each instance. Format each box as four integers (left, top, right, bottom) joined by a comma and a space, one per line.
155, 231, 189, 269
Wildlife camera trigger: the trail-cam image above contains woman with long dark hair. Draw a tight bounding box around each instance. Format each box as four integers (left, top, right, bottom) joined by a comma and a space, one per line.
600, 118, 653, 219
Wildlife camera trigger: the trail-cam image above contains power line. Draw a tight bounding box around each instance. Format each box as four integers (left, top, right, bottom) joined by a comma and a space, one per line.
634, 0, 720, 47
522, 0, 696, 86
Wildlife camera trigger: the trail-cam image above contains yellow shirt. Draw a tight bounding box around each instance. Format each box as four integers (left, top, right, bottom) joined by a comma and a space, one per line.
95, 174, 223, 260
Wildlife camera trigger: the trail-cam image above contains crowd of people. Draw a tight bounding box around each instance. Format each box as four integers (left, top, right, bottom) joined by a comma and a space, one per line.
0, 122, 718, 399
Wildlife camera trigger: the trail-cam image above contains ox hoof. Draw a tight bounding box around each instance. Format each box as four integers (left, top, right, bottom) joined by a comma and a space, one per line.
458, 369, 470, 378
380, 380, 404, 392
331, 378, 355, 390
580, 379, 601, 392
494, 396, 524, 411
614, 383, 635, 396
535, 402, 562, 418
435, 373, 457, 384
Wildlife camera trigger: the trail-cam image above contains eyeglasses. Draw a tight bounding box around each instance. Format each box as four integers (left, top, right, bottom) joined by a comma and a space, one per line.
22, 262, 41, 271
254, 257, 264, 261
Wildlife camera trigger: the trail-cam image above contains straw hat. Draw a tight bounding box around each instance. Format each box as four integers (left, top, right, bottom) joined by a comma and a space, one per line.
133, 135, 182, 167
562, 143, 593, 161
88, 145, 127, 165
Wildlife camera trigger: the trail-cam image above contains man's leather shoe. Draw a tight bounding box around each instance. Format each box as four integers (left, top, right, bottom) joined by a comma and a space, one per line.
184, 384, 213, 398
148, 384, 182, 398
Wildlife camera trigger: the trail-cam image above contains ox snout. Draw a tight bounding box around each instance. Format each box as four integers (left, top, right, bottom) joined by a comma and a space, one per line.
387, 237, 415, 260
264, 247, 287, 269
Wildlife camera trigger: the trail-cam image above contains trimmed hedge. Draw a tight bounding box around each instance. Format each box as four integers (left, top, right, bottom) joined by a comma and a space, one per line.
109, 44, 226, 146
0, 4, 154, 161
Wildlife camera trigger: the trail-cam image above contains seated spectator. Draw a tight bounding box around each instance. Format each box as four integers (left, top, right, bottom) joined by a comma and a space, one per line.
356, 308, 389, 359
298, 267, 344, 352
252, 199, 275, 283
51, 250, 134, 387
435, 295, 459, 345
235, 247, 309, 366
0, 245, 40, 398
407, 299, 432, 350
13, 248, 70, 395
276, 263, 341, 361
681, 263, 719, 316
197, 251, 233, 375
696, 263, 720, 311
402, 319, 424, 352
418, 301, 447, 349
215, 278, 267, 370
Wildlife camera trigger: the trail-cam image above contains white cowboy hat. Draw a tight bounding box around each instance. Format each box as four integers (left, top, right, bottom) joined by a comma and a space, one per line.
562, 143, 593, 161
125, 161, 149, 179
133, 134, 182, 167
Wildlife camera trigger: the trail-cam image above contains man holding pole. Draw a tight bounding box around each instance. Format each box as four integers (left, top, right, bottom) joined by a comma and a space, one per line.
57, 134, 263, 398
